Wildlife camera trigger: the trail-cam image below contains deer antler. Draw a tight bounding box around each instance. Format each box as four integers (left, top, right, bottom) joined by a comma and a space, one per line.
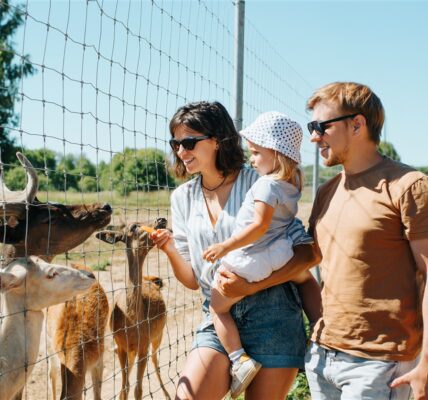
0, 152, 39, 218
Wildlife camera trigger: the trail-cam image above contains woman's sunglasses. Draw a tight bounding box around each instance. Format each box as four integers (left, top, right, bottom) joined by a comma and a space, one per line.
169, 135, 212, 152
307, 113, 359, 136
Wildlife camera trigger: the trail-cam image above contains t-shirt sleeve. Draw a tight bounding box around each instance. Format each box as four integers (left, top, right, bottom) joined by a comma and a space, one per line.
251, 178, 279, 208
400, 176, 428, 241
171, 189, 191, 262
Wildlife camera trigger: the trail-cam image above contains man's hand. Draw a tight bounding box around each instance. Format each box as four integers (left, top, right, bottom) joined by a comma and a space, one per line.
390, 363, 428, 400
203, 243, 228, 262
216, 265, 258, 297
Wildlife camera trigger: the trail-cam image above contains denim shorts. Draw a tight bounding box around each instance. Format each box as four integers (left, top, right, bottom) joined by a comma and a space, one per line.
192, 282, 306, 368
305, 342, 419, 400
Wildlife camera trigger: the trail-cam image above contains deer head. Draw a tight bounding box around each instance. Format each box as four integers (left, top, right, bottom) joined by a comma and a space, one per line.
0, 153, 113, 261
96, 217, 167, 253
0, 256, 95, 311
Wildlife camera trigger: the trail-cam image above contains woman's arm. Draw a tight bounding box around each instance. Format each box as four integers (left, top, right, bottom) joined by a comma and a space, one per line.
203, 200, 274, 261
151, 229, 199, 290
216, 243, 321, 297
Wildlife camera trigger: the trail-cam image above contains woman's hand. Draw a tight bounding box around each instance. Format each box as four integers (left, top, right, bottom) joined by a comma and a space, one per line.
150, 229, 175, 254
216, 265, 259, 297
203, 243, 228, 262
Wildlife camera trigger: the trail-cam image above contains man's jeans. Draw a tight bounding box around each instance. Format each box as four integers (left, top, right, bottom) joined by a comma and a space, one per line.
305, 342, 418, 400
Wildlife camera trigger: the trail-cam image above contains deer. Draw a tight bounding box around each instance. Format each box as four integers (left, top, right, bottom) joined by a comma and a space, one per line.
46, 261, 109, 400
0, 256, 96, 400
0, 152, 112, 400
96, 218, 171, 400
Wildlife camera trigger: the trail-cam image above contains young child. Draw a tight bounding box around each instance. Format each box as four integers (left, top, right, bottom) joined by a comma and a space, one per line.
203, 111, 319, 398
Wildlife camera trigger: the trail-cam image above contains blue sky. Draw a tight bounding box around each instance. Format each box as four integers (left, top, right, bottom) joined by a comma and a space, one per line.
245, 0, 428, 166
10, 0, 427, 167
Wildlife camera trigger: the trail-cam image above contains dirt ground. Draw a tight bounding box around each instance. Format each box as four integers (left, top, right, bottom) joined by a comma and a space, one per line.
18, 202, 313, 400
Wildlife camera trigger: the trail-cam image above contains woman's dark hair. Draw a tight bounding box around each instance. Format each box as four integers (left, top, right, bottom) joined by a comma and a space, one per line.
169, 101, 245, 178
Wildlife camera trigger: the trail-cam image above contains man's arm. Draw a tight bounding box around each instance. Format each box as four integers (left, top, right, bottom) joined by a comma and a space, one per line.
217, 243, 321, 297
391, 237, 428, 400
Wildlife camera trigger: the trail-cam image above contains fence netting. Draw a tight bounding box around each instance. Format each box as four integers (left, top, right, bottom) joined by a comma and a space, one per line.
1, 1, 318, 399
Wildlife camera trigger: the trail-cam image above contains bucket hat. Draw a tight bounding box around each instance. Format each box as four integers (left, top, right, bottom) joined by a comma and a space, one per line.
240, 111, 303, 163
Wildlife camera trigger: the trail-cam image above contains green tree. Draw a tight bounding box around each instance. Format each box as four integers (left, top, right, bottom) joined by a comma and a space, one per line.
108, 148, 175, 196
416, 166, 428, 175
55, 153, 97, 192
0, 0, 35, 164
378, 141, 401, 162
4, 148, 57, 191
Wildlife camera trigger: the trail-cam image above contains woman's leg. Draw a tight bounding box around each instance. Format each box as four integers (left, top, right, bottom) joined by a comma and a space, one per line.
176, 347, 230, 400
210, 287, 243, 353
245, 367, 298, 400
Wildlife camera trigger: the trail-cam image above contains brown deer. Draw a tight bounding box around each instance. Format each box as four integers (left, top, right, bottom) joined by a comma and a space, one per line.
0, 153, 112, 400
96, 219, 171, 400
0, 153, 112, 263
0, 256, 96, 400
47, 261, 109, 400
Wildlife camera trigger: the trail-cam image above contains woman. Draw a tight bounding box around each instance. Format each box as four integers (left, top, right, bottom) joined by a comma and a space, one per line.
152, 101, 320, 400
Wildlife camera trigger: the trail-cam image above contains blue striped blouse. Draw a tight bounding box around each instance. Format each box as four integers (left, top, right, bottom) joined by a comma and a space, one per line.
171, 167, 312, 301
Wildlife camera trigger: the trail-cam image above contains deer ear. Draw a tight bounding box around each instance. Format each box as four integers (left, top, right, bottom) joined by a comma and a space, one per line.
95, 231, 123, 244
0, 271, 21, 292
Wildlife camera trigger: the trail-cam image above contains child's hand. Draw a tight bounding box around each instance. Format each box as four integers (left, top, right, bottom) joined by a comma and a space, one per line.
203, 243, 228, 262
150, 228, 174, 253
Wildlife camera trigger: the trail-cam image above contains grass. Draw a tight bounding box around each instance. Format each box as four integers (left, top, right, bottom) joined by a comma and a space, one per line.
91, 259, 111, 271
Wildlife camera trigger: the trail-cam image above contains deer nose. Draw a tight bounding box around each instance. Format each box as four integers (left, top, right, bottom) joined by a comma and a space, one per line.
155, 217, 167, 229
80, 270, 95, 280
102, 204, 112, 212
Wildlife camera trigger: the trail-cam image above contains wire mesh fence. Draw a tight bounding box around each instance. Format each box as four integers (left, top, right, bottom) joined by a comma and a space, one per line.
1, 1, 327, 399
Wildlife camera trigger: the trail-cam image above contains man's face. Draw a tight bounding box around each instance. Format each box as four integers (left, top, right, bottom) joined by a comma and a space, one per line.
310, 102, 353, 167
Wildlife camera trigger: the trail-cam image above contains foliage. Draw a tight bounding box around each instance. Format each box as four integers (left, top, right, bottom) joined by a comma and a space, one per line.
378, 141, 401, 162
416, 166, 428, 175
104, 148, 176, 196
287, 372, 311, 399
0, 0, 35, 164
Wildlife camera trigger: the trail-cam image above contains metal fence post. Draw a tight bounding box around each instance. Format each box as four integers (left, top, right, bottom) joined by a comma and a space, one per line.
233, 0, 245, 131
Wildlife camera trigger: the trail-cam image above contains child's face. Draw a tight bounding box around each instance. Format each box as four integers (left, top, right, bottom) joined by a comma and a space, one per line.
247, 140, 276, 175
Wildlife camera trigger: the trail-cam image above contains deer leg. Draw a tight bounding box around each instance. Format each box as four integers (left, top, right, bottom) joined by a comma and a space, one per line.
90, 356, 104, 400
117, 347, 130, 400
60, 363, 85, 400
49, 353, 60, 400
151, 334, 171, 400
134, 348, 149, 400
12, 389, 23, 400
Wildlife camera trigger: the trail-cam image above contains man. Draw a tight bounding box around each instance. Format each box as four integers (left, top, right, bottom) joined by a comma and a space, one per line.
304, 82, 428, 399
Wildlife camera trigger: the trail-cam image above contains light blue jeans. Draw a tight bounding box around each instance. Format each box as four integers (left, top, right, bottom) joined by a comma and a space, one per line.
305, 342, 418, 400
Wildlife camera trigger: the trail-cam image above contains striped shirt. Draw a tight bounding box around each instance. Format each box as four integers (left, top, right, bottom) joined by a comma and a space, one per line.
171, 167, 313, 301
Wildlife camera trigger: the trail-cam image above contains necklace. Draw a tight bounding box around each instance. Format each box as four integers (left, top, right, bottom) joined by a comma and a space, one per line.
201, 175, 227, 191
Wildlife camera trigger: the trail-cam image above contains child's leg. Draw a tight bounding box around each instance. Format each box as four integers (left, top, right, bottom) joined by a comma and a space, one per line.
293, 271, 322, 325
210, 286, 244, 354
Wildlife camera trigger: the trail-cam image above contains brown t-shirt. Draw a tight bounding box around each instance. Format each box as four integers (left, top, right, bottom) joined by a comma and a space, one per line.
309, 157, 428, 361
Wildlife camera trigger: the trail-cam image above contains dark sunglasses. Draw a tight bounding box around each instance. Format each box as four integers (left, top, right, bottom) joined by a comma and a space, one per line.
307, 113, 359, 135
169, 135, 212, 152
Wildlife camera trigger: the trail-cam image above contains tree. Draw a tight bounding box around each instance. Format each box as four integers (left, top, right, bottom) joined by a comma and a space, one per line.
378, 141, 401, 162
0, 0, 35, 164
107, 148, 175, 196
4, 148, 57, 191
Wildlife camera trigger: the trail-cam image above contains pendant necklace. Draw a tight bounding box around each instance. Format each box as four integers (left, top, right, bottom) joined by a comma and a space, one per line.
201, 175, 227, 191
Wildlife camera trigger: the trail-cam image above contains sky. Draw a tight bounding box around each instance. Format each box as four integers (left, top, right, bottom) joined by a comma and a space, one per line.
9, 0, 428, 168
245, 0, 428, 167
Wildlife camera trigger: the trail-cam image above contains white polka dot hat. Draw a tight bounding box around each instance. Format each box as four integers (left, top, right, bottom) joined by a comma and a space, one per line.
240, 111, 303, 163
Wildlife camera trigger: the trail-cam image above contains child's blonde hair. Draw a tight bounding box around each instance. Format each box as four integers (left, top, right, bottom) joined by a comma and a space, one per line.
270, 151, 303, 191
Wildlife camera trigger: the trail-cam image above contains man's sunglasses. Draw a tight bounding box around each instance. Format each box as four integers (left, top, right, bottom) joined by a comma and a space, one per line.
307, 113, 359, 135
169, 135, 212, 152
